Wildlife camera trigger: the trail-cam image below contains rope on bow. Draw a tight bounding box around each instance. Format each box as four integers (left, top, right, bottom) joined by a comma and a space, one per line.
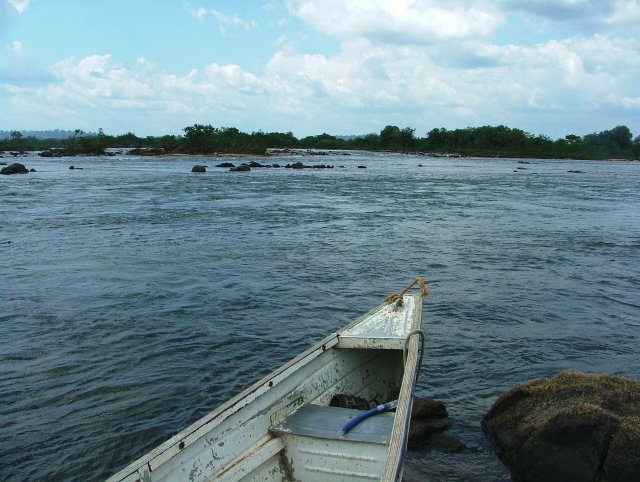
384, 276, 429, 307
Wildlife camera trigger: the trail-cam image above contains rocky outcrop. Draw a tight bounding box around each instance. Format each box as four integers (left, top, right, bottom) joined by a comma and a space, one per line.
230, 164, 251, 172
39, 150, 66, 157
408, 397, 454, 449
217, 161, 282, 169
127, 148, 164, 156
1, 162, 29, 175
482, 370, 640, 482
191, 165, 207, 172
283, 162, 334, 169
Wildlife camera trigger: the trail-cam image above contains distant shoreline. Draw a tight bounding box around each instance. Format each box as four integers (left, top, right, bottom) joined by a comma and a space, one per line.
1, 123, 638, 161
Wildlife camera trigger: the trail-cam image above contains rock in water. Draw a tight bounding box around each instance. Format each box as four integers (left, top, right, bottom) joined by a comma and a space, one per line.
191, 165, 206, 173
1, 162, 28, 175
412, 396, 448, 419
482, 370, 640, 482
408, 397, 455, 448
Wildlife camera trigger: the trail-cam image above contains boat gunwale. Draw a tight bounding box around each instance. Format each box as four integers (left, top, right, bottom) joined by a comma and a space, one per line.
383, 295, 422, 480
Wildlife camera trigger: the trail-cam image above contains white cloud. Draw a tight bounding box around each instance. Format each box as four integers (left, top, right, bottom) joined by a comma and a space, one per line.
606, 0, 640, 24
501, 0, 640, 34
1, 54, 276, 133
290, 0, 503, 43
1, 1, 638, 138
502, 0, 606, 20
263, 29, 639, 135
185, 4, 258, 32
2, 26, 637, 138
621, 95, 640, 107
0, 39, 54, 84
7, 40, 23, 56
192, 6, 207, 22
183, 1, 207, 22
7, 0, 29, 13
211, 9, 257, 36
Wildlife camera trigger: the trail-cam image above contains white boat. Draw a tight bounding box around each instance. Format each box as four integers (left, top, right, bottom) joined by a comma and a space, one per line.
106, 278, 427, 482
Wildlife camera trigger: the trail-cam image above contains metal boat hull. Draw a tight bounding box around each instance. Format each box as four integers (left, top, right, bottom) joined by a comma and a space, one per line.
106, 292, 424, 482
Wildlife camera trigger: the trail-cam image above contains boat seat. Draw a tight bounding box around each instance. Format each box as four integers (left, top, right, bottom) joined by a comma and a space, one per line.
270, 403, 395, 445
270, 404, 395, 480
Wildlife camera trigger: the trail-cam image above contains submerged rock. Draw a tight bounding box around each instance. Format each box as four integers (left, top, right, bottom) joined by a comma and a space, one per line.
1, 162, 28, 175
482, 370, 640, 482
191, 165, 206, 173
230, 164, 250, 172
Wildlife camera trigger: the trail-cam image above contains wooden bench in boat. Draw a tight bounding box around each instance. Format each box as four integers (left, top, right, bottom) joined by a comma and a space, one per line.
270, 404, 395, 481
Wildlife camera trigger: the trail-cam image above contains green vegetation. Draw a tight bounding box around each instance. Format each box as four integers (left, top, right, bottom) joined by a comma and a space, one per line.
1, 124, 638, 160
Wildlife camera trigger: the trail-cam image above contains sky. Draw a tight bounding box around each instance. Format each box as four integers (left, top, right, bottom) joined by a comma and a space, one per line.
0, 0, 639, 139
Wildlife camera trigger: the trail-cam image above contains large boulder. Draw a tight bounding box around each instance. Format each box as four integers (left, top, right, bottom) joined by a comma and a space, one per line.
1, 162, 28, 175
482, 370, 640, 482
191, 165, 206, 173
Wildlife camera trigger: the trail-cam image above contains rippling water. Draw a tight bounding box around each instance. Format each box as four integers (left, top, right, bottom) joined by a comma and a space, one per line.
1, 152, 639, 481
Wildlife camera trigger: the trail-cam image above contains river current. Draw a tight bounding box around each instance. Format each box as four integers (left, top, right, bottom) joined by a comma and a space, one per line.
1, 151, 639, 481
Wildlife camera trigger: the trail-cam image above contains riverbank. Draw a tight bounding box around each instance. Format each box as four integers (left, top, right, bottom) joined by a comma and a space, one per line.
2, 124, 638, 160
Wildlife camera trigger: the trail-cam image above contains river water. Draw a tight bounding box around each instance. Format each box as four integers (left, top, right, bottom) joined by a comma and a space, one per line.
1, 151, 639, 481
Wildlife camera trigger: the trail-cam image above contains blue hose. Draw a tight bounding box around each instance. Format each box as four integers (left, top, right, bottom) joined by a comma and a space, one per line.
341, 400, 398, 435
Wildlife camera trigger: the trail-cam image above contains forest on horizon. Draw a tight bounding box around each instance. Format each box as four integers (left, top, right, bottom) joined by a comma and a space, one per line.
1, 124, 638, 160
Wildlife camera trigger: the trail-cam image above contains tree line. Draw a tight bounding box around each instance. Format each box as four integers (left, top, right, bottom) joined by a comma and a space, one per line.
1, 124, 638, 160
